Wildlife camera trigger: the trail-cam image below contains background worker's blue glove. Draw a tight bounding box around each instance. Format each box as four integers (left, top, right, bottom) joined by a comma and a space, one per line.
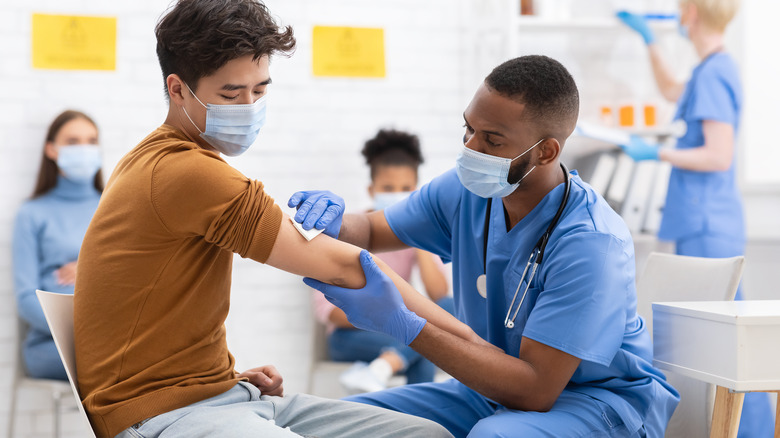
287, 190, 345, 238
303, 250, 427, 346
616, 11, 655, 45
620, 135, 660, 161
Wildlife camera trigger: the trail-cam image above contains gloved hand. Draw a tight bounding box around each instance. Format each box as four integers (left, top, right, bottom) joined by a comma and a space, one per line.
616, 11, 655, 45
620, 135, 660, 161
287, 190, 345, 238
303, 250, 427, 346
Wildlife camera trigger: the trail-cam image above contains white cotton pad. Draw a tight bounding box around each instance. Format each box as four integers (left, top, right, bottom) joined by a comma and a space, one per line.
290, 216, 325, 241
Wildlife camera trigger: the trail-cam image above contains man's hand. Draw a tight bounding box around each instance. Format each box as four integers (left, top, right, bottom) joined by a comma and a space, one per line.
287, 190, 345, 238
616, 11, 655, 45
237, 365, 284, 396
303, 250, 427, 346
620, 135, 660, 161
55, 261, 78, 285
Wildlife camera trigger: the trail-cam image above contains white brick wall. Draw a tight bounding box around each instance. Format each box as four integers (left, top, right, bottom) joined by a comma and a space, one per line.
1, 1, 778, 437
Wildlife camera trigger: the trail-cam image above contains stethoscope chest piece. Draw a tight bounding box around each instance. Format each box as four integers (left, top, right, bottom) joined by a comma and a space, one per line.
476, 274, 487, 298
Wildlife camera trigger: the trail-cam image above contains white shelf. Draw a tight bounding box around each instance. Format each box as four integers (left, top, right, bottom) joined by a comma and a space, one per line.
514, 16, 677, 32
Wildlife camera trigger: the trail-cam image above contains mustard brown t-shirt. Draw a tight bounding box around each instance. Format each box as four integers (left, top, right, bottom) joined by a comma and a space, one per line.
73, 125, 283, 437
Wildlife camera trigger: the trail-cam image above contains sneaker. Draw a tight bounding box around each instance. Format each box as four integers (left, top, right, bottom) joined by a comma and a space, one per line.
339, 361, 387, 395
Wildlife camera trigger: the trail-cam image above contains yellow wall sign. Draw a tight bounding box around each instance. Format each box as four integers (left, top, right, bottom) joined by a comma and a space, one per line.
312, 26, 385, 78
32, 13, 117, 71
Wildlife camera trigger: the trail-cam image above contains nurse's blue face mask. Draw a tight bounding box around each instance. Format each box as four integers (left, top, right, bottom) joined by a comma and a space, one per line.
456, 138, 544, 198
181, 82, 267, 156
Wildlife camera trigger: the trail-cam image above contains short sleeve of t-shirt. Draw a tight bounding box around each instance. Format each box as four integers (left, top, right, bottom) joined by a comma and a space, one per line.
522, 231, 629, 366
384, 169, 462, 263
152, 148, 282, 262
687, 56, 739, 125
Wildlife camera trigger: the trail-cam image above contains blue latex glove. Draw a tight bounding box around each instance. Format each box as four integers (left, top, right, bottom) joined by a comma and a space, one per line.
287, 190, 345, 238
303, 250, 427, 346
616, 11, 655, 45
620, 135, 659, 161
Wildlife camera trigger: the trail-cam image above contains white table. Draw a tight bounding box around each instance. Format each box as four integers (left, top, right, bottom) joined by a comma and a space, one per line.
653, 300, 780, 438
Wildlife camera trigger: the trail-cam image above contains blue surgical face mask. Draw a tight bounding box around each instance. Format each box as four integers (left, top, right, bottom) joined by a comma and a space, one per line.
57, 145, 101, 184
678, 23, 689, 38
373, 191, 412, 211
455, 138, 544, 198
182, 82, 267, 156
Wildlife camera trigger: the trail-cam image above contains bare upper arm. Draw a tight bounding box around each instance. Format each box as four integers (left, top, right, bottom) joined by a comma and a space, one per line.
518, 336, 582, 411
265, 213, 365, 288
366, 210, 409, 252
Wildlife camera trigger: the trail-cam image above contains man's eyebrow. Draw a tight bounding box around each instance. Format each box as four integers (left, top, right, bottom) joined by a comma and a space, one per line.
462, 112, 505, 137
221, 78, 272, 91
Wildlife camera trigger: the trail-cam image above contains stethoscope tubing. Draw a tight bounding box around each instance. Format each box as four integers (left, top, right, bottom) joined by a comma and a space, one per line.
481, 162, 571, 329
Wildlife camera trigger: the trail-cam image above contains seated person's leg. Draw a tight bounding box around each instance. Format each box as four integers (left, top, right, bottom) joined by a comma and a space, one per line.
467, 390, 629, 438
24, 339, 67, 380
346, 379, 496, 437
271, 392, 453, 438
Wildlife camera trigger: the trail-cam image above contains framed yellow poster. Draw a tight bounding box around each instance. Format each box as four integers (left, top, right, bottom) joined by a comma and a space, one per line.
32, 13, 117, 71
312, 26, 385, 78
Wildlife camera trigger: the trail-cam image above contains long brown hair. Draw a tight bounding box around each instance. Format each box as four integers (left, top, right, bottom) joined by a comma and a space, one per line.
32, 110, 104, 198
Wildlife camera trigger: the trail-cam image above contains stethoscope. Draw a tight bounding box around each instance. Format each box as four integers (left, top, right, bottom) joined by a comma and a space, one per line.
476, 162, 571, 329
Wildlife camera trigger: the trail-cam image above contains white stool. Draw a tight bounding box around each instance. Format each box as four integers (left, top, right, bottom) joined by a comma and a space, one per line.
653, 300, 780, 438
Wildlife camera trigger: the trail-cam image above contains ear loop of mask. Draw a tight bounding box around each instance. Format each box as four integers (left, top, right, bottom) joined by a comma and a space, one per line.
181, 82, 206, 134
509, 138, 545, 184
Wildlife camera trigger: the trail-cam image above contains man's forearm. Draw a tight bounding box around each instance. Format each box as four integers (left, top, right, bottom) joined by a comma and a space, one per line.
338, 213, 371, 248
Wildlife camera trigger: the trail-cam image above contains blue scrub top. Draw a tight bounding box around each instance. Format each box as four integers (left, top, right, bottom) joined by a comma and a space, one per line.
658, 52, 744, 241
385, 169, 679, 436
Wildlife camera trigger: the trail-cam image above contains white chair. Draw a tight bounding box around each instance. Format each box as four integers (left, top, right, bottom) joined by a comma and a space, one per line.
34, 290, 97, 438
8, 319, 75, 438
636, 252, 744, 438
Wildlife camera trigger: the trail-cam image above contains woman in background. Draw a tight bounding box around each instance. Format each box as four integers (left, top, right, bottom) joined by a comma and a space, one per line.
13, 110, 103, 380
618, 1, 774, 435
312, 129, 453, 394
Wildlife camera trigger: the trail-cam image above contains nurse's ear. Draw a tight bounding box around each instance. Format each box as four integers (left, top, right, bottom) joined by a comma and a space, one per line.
536, 138, 561, 166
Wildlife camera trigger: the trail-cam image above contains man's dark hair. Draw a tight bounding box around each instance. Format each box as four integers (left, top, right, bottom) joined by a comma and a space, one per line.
485, 55, 579, 139
155, 0, 296, 98
361, 129, 424, 180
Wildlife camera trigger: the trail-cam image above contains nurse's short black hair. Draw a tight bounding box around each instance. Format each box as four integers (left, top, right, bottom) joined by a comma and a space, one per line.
485, 55, 579, 138
155, 0, 296, 99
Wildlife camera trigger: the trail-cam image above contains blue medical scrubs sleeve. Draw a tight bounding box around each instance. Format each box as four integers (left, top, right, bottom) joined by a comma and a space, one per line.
688, 59, 738, 124
384, 169, 461, 263
522, 232, 628, 366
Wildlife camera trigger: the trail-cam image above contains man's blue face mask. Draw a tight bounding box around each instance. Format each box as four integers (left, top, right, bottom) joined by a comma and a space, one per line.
182, 82, 267, 156
455, 138, 544, 198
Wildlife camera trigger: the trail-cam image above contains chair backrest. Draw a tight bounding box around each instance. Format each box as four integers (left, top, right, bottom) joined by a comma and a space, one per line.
635, 252, 744, 438
636, 252, 743, 339
36, 290, 97, 438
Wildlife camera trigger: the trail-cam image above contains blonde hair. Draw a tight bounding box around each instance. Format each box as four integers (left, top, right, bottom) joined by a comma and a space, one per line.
681, 0, 740, 32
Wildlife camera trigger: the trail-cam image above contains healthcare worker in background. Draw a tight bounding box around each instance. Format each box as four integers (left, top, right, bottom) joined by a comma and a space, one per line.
291, 55, 679, 437
618, 1, 774, 435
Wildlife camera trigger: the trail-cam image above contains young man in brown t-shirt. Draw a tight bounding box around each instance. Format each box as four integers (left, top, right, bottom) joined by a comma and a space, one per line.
73, 1, 484, 437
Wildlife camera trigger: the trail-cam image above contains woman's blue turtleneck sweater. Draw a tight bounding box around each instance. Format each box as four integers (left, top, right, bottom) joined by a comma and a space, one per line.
12, 175, 100, 379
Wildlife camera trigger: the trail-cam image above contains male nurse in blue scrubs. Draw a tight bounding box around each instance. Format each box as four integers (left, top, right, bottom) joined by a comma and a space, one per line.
292, 55, 679, 437
618, 0, 774, 435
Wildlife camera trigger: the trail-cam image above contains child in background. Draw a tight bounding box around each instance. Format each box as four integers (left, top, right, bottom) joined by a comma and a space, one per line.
13, 110, 103, 380
312, 129, 454, 394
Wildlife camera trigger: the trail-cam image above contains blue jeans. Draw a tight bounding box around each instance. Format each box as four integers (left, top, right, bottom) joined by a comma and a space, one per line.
115, 381, 452, 438
328, 296, 455, 384
23, 337, 67, 380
